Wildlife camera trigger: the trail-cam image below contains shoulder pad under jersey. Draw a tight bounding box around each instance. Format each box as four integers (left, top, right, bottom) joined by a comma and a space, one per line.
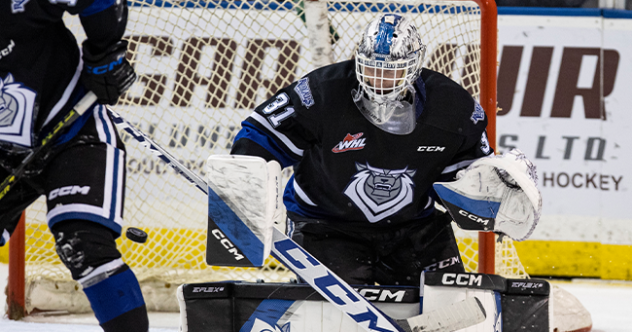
286, 60, 357, 113
419, 69, 486, 136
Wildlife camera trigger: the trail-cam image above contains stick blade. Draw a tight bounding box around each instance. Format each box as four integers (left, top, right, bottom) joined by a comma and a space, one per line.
398, 297, 486, 332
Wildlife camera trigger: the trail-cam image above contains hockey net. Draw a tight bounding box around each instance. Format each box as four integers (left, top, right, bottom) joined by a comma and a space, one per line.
10, 0, 527, 315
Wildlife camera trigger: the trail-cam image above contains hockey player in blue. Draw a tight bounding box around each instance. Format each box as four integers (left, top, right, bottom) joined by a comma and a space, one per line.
231, 14, 493, 286
1, 0, 148, 330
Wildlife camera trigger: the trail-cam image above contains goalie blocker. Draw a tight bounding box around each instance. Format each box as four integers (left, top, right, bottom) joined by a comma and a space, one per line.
177, 271, 591, 332
205, 155, 285, 267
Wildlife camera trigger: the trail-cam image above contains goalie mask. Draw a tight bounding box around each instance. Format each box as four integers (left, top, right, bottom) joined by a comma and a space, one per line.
353, 14, 426, 135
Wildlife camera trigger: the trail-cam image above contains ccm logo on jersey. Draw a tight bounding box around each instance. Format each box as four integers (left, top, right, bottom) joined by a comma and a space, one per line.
424, 256, 461, 272
417, 146, 445, 152
48, 186, 90, 200
211, 229, 244, 261
0, 40, 15, 59
459, 210, 490, 225
441, 273, 483, 286
355, 288, 406, 302
192, 286, 225, 293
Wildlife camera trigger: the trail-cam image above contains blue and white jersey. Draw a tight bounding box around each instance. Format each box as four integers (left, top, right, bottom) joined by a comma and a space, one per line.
0, 0, 127, 148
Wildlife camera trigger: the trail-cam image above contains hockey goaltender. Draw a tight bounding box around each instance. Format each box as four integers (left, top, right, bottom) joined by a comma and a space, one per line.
178, 13, 593, 332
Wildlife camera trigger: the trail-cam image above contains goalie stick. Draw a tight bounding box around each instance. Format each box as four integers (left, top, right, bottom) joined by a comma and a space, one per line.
396, 297, 485, 332
108, 106, 486, 332
0, 91, 98, 201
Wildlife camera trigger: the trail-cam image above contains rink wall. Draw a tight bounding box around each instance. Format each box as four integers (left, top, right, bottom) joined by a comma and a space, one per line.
496, 8, 632, 280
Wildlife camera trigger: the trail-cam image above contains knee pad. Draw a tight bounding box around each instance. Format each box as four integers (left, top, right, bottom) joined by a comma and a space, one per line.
52, 219, 122, 280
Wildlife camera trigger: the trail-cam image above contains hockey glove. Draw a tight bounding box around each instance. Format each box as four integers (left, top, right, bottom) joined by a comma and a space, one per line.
433, 149, 542, 241
81, 40, 136, 105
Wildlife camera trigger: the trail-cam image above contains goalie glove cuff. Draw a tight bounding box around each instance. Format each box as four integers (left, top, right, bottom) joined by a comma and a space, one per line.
81, 40, 136, 105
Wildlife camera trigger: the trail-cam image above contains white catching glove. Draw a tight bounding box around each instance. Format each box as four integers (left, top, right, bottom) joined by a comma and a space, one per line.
432, 149, 542, 241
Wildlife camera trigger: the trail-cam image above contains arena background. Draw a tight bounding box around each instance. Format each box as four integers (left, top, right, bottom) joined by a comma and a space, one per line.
495, 7, 632, 280
1, 6, 631, 281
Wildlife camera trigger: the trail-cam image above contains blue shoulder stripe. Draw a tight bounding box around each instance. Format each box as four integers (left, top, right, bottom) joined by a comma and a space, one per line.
234, 121, 299, 168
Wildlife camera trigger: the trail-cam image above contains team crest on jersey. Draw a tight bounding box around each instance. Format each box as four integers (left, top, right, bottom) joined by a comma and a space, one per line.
344, 162, 416, 223
0, 73, 36, 147
250, 318, 290, 332
471, 101, 485, 124
293, 77, 314, 108
332, 132, 366, 153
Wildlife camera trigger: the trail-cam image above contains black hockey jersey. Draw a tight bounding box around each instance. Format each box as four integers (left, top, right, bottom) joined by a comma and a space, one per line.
231, 60, 492, 226
0, 0, 126, 148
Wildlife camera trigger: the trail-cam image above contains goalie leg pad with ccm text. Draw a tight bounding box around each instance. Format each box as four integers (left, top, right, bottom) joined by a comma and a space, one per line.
177, 281, 420, 332
423, 271, 553, 332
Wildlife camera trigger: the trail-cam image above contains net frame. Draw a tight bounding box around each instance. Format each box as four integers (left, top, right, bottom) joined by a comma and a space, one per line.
6, 0, 524, 318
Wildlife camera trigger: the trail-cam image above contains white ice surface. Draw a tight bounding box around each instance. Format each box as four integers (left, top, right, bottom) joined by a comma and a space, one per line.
556, 280, 632, 332
2, 263, 632, 331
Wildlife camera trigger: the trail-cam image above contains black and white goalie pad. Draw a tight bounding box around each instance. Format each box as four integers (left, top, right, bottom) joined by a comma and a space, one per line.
432, 149, 541, 241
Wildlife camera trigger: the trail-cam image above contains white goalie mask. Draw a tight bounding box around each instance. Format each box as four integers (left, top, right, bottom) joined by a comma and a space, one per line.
353, 14, 426, 135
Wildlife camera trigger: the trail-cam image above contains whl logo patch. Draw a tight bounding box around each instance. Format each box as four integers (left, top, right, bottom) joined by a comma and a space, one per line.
344, 162, 416, 223
332, 133, 366, 153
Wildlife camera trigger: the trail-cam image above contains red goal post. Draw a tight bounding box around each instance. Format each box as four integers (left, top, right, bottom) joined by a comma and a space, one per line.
7, 0, 518, 319
471, 0, 498, 275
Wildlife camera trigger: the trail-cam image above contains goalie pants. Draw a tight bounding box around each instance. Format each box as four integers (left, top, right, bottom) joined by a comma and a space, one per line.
289, 211, 465, 286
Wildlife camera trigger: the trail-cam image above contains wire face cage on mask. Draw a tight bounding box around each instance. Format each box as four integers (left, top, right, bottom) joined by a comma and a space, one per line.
355, 56, 419, 104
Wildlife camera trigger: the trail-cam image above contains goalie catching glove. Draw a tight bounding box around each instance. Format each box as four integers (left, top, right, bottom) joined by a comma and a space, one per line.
81, 40, 136, 105
433, 148, 542, 241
